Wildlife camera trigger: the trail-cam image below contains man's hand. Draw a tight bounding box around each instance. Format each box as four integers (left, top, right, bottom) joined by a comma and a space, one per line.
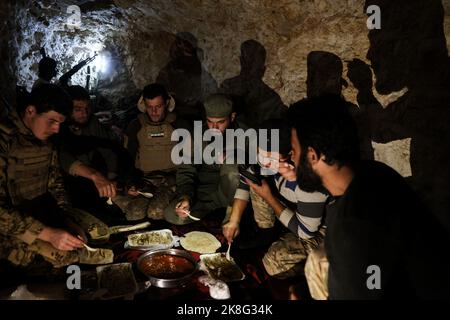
91, 173, 117, 198
278, 161, 297, 182
175, 196, 191, 218
222, 221, 240, 244
38, 227, 84, 251
245, 178, 274, 202
127, 186, 139, 197
64, 218, 88, 243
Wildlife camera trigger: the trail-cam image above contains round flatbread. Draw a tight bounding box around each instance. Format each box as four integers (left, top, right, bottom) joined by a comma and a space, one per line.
180, 231, 221, 254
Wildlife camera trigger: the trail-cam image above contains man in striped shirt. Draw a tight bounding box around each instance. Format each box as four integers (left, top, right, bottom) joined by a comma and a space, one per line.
222, 119, 327, 279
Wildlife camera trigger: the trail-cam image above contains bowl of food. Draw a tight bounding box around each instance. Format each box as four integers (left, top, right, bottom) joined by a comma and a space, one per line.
137, 248, 198, 288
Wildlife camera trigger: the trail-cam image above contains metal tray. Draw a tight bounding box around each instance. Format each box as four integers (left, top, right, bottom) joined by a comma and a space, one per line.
124, 229, 179, 251
200, 253, 245, 282
96, 263, 138, 299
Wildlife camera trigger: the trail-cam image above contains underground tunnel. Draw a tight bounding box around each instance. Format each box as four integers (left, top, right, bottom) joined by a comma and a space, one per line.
0, 0, 450, 303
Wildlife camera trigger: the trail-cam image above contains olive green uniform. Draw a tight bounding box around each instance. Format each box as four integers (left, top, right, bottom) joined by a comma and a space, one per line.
0, 113, 108, 267
164, 94, 241, 225
164, 160, 239, 225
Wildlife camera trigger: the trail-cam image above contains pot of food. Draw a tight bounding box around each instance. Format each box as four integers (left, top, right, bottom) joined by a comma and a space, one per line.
137, 248, 198, 288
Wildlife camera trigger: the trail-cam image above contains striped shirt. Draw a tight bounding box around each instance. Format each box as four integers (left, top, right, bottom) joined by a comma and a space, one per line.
235, 169, 327, 239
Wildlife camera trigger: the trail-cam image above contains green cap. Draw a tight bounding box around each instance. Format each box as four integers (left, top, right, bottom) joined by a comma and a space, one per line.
204, 94, 233, 118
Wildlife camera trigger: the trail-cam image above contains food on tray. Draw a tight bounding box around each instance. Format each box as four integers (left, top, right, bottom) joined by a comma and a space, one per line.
180, 231, 221, 254
139, 254, 196, 279
96, 263, 137, 299
127, 230, 173, 247
201, 253, 245, 282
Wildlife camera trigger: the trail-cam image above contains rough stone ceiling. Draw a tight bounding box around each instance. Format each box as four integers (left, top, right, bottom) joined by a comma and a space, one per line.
11, 0, 450, 108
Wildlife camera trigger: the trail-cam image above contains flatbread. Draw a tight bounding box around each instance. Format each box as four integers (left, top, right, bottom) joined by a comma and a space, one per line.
180, 231, 221, 254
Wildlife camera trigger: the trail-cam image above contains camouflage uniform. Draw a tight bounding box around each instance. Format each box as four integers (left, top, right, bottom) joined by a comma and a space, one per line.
304, 242, 329, 300
263, 227, 326, 279
248, 189, 326, 279
0, 113, 108, 267
113, 173, 176, 221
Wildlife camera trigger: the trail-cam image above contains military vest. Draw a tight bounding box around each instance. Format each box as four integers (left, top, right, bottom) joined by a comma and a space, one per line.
136, 113, 176, 173
0, 120, 53, 206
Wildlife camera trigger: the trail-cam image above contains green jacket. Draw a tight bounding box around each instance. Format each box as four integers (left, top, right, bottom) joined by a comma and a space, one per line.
176, 121, 242, 202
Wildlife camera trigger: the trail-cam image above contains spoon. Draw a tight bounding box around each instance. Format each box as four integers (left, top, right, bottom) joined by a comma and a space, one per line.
226, 242, 232, 261
137, 191, 153, 198
77, 236, 96, 252
82, 243, 98, 252
182, 209, 201, 221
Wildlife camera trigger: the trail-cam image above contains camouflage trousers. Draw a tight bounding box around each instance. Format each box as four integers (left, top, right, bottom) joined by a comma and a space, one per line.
250, 189, 276, 228
304, 242, 329, 300
113, 174, 177, 221
1, 207, 109, 268
2, 235, 79, 268
262, 228, 326, 279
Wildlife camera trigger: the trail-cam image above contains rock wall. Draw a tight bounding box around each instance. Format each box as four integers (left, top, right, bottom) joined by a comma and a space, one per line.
3, 0, 450, 229
0, 1, 17, 116
8, 0, 450, 108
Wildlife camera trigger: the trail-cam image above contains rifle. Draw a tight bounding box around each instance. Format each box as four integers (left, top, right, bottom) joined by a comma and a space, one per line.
40, 47, 47, 58
59, 53, 98, 87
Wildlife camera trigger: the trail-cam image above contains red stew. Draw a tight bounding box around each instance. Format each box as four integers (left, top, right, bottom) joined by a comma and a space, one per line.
140, 254, 195, 279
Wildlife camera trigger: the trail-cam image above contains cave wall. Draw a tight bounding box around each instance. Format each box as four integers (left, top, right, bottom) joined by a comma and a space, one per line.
4, 0, 450, 229
0, 1, 17, 117
9, 0, 450, 108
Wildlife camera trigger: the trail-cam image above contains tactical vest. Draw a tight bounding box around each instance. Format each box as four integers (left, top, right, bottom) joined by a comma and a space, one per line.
1, 123, 53, 206
136, 113, 176, 173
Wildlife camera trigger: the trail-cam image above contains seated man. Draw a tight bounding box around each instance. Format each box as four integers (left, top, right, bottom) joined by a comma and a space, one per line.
290, 95, 450, 299
58, 85, 130, 223
0, 84, 110, 268
118, 83, 178, 220
223, 118, 327, 279
164, 94, 240, 225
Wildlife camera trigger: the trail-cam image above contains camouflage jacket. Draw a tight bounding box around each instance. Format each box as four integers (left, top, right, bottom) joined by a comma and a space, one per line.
0, 112, 69, 245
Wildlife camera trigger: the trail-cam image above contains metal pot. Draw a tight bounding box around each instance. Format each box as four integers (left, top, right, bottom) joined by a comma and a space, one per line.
137, 248, 198, 288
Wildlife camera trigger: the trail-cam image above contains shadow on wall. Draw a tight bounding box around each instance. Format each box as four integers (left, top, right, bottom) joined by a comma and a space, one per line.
348, 0, 450, 232
306, 51, 374, 161
156, 31, 218, 129
219, 39, 287, 129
